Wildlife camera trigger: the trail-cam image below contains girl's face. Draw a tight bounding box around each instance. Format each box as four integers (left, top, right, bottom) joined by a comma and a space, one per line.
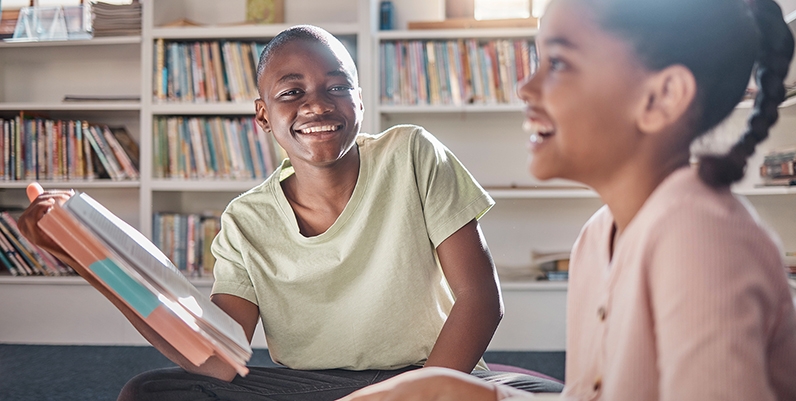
518, 0, 652, 187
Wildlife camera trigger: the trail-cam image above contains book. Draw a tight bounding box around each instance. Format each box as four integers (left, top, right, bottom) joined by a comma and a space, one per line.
38, 192, 252, 375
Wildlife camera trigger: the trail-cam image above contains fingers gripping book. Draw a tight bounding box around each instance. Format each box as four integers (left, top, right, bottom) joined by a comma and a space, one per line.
38, 191, 252, 376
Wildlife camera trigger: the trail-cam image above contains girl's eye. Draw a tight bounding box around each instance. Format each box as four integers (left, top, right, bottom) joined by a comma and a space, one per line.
549, 58, 566, 72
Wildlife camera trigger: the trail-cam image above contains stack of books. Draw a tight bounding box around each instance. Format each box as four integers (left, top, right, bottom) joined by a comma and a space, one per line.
39, 192, 252, 374
759, 147, 796, 186
90, 0, 142, 37
0, 211, 73, 276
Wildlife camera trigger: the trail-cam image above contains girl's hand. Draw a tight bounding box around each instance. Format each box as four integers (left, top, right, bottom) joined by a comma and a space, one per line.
17, 182, 74, 255
337, 367, 500, 401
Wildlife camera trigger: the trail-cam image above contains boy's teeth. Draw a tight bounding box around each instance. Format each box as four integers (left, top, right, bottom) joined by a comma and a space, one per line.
300, 125, 338, 133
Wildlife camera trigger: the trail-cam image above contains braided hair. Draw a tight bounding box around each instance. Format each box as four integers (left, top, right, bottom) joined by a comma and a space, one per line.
699, 0, 795, 187
583, 0, 794, 187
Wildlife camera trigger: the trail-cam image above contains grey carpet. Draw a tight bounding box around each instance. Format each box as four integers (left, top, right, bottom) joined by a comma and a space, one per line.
0, 344, 564, 401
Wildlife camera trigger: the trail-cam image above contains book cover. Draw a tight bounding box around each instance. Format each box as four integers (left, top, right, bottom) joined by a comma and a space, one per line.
39, 192, 252, 375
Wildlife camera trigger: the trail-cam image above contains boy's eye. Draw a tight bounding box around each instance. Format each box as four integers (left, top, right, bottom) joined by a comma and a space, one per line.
279, 89, 303, 97
329, 85, 355, 96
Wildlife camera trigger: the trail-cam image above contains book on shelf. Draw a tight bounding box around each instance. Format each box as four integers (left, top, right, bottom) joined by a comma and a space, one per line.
0, 113, 139, 182
153, 116, 279, 180
153, 211, 221, 278
379, 38, 533, 106
0, 210, 72, 276
38, 191, 252, 375
759, 146, 796, 186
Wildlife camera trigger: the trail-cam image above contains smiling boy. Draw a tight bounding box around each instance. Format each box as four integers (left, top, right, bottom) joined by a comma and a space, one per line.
20, 25, 561, 401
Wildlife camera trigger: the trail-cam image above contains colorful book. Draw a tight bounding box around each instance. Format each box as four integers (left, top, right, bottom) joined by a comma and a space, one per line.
38, 192, 252, 375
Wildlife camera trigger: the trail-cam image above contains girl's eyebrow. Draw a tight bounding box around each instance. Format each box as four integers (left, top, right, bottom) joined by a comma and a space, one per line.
542, 36, 579, 50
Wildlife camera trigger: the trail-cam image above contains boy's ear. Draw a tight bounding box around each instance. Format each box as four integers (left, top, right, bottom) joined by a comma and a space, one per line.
254, 98, 271, 132
357, 87, 364, 111
636, 65, 696, 135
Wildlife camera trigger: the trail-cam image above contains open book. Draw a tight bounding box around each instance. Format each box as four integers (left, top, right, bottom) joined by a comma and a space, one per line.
38, 191, 252, 376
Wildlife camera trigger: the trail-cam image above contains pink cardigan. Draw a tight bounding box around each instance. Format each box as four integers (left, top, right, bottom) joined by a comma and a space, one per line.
562, 168, 796, 401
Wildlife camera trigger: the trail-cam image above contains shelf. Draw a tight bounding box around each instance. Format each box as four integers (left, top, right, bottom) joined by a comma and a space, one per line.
0, 36, 141, 48
377, 28, 537, 41
0, 275, 214, 287
733, 186, 796, 196
149, 179, 264, 192
500, 280, 568, 291
0, 180, 140, 190
0, 102, 141, 112
736, 96, 796, 109
487, 187, 597, 199
379, 104, 524, 114
151, 102, 256, 115
152, 23, 360, 40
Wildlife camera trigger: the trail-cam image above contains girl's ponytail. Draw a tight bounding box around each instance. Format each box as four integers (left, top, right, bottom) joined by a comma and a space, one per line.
698, 0, 795, 187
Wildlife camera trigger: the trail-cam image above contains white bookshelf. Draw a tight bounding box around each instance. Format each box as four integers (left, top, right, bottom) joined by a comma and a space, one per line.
2, 0, 796, 353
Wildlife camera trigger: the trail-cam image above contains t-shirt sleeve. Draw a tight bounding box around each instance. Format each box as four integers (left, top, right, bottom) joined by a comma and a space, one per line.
411, 126, 494, 248
210, 211, 258, 305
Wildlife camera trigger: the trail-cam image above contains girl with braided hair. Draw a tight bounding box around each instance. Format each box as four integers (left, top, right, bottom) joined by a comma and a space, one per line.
340, 0, 796, 400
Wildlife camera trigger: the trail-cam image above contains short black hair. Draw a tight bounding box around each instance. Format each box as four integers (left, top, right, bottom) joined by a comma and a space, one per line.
256, 25, 358, 88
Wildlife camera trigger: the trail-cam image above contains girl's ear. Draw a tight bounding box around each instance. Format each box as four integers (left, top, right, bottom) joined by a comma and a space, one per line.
636, 65, 697, 135
255, 98, 272, 132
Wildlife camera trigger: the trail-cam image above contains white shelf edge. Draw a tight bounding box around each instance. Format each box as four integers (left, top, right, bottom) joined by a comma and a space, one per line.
488, 188, 598, 199
0, 275, 214, 287
733, 186, 796, 196
379, 104, 524, 114
377, 28, 537, 40
0, 180, 140, 189
149, 179, 263, 192
0, 36, 141, 48
0, 102, 141, 111
500, 280, 568, 291
151, 102, 255, 115
736, 96, 796, 109
152, 23, 360, 40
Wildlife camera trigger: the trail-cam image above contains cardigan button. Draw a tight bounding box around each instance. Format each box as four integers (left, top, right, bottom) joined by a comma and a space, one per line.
597, 306, 607, 321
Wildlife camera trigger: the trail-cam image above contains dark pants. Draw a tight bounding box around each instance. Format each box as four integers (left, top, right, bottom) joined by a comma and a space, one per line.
118, 365, 563, 401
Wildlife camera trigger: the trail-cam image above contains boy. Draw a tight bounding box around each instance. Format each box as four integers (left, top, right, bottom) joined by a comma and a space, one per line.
19, 25, 561, 400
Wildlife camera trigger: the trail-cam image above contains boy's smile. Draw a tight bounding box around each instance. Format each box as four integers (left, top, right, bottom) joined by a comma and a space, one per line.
255, 38, 363, 169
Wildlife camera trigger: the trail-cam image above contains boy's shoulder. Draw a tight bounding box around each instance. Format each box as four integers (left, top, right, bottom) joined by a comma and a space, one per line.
358, 124, 440, 152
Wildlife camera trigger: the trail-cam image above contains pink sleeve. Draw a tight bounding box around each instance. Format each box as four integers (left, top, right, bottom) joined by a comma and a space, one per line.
648, 209, 781, 401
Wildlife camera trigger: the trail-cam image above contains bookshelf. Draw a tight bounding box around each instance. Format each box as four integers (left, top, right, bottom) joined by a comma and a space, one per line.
1, 0, 795, 352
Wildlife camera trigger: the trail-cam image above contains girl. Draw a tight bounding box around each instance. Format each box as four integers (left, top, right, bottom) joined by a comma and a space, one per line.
340, 0, 796, 400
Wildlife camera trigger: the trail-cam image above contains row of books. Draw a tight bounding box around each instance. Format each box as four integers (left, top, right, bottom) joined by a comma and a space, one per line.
0, 211, 73, 276
154, 39, 266, 103
760, 147, 796, 186
379, 38, 535, 106
153, 212, 221, 279
0, 114, 139, 182
153, 116, 285, 180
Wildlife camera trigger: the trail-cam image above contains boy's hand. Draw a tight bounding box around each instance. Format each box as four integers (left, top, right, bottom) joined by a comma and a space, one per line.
18, 182, 73, 256
337, 367, 500, 401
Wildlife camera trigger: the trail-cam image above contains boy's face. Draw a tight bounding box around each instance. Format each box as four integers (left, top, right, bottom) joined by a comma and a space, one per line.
255, 39, 363, 168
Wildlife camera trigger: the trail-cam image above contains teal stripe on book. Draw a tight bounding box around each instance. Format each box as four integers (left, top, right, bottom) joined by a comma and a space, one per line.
89, 259, 159, 318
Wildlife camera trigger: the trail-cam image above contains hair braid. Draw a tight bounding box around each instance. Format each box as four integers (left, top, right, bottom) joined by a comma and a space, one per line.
698, 0, 795, 187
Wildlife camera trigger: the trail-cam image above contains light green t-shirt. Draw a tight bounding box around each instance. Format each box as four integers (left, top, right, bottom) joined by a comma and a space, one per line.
211, 124, 494, 371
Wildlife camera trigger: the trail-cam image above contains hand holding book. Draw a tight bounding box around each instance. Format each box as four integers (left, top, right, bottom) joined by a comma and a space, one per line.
17, 182, 252, 380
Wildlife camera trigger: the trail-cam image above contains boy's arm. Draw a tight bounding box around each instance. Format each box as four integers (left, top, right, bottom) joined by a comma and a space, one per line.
17, 183, 260, 382
425, 218, 503, 372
